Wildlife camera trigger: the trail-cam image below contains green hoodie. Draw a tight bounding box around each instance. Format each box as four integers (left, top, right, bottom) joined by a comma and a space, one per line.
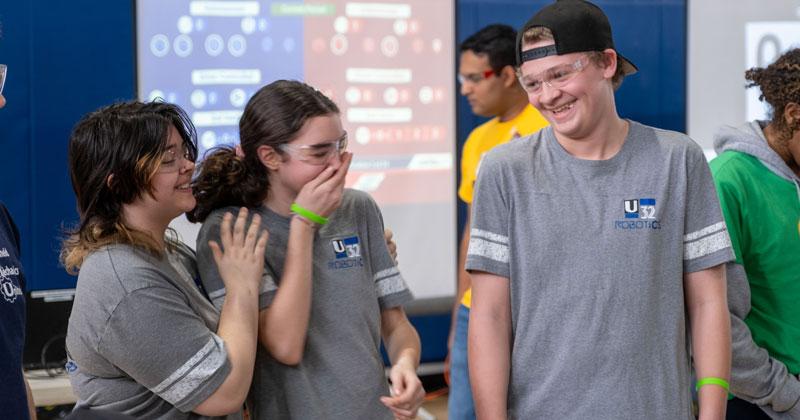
711, 120, 800, 415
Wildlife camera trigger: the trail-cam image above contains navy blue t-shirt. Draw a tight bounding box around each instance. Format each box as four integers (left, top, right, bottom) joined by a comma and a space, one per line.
0, 202, 30, 420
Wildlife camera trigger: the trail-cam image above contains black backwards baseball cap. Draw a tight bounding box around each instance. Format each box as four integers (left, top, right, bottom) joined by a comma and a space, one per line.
516, 0, 637, 77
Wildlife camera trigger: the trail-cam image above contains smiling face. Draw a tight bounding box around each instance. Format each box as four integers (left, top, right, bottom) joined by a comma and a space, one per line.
130, 124, 197, 224
518, 40, 618, 142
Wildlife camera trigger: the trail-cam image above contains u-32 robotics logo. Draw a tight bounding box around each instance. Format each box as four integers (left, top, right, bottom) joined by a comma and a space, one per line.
329, 236, 364, 269
624, 198, 656, 219
615, 198, 662, 230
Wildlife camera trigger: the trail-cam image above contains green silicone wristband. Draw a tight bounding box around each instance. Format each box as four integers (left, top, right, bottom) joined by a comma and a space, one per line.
290, 203, 328, 225
695, 377, 730, 392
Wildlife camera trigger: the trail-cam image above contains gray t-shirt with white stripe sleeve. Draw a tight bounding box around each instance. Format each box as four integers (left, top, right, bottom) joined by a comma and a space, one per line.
66, 243, 236, 419
196, 188, 413, 420
466, 121, 734, 419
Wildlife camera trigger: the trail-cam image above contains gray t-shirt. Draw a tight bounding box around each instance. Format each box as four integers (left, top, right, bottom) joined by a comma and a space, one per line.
196, 188, 413, 420
66, 243, 237, 420
466, 121, 734, 419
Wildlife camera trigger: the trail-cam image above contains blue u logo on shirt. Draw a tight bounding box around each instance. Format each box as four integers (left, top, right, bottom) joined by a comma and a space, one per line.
331, 236, 361, 260
624, 198, 656, 219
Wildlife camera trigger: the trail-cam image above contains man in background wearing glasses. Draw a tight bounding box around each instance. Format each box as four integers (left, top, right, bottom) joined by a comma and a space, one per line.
466, 1, 733, 419
449, 24, 548, 420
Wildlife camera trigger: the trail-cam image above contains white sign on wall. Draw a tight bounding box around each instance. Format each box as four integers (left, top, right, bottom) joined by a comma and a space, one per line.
745, 22, 800, 121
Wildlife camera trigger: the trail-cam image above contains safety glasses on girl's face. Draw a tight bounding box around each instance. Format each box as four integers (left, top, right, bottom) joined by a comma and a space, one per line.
279, 132, 348, 166
157, 144, 193, 173
516, 57, 587, 95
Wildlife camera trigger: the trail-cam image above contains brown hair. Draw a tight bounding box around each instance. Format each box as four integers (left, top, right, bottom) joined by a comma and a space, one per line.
521, 26, 626, 90
61, 101, 197, 273
190, 80, 339, 222
745, 48, 800, 138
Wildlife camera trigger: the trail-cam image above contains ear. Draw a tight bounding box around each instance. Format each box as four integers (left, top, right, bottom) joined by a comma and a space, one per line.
784, 102, 800, 127
257, 145, 282, 170
601, 49, 618, 80
106, 174, 115, 190
500, 65, 518, 88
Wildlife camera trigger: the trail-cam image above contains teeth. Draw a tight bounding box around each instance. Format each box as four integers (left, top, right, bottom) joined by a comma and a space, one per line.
552, 102, 574, 113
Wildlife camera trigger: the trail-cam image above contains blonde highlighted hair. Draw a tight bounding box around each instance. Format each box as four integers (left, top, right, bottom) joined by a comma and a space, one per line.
61, 101, 197, 274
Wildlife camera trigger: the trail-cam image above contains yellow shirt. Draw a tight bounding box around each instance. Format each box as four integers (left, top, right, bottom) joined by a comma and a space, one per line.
459, 104, 548, 308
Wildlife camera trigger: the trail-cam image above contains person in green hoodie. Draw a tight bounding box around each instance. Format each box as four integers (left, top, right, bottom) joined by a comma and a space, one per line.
710, 48, 800, 419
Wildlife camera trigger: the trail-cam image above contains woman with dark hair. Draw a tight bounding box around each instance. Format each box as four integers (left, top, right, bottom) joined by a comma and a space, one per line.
710, 49, 800, 419
62, 101, 268, 419
191, 80, 424, 420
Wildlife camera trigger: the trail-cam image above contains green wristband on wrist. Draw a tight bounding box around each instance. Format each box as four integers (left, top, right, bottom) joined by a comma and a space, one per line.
695, 377, 730, 392
290, 203, 328, 225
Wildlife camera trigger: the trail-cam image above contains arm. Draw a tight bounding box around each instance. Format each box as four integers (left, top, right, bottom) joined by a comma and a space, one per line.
469, 270, 511, 420
685, 264, 731, 420
726, 262, 800, 415
257, 153, 353, 365
379, 307, 424, 420
195, 209, 269, 416
88, 210, 264, 416
257, 217, 314, 365
384, 228, 398, 263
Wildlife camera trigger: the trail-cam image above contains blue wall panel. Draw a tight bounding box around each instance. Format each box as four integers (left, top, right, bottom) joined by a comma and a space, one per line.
0, 1, 135, 291
0, 2, 34, 276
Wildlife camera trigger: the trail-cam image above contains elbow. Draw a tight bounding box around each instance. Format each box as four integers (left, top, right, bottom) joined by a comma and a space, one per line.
194, 394, 247, 417
260, 335, 305, 366
270, 345, 304, 366
213, 400, 245, 417
276, 355, 302, 366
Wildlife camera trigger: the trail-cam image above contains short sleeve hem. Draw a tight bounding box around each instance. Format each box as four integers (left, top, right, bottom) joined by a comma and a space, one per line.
171, 335, 232, 412
684, 248, 734, 274
465, 256, 511, 279
379, 289, 414, 310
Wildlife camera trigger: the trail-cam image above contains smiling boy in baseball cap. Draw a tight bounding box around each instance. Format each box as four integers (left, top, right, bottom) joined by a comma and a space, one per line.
466, 1, 733, 418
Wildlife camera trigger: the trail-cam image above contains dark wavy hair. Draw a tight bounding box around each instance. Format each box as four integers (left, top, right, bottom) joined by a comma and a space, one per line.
460, 24, 518, 74
61, 101, 197, 273
189, 80, 339, 222
746, 48, 800, 137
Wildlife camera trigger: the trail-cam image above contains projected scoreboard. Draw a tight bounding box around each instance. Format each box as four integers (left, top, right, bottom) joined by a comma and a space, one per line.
136, 0, 456, 301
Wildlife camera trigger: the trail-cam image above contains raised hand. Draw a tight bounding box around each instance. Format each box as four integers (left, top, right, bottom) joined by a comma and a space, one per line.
208, 207, 269, 292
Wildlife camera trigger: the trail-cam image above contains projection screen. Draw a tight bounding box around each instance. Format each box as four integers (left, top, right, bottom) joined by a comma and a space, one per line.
136, 0, 457, 303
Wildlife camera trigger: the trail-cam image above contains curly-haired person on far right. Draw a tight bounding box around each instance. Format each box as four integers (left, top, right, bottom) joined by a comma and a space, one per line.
710, 48, 800, 419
